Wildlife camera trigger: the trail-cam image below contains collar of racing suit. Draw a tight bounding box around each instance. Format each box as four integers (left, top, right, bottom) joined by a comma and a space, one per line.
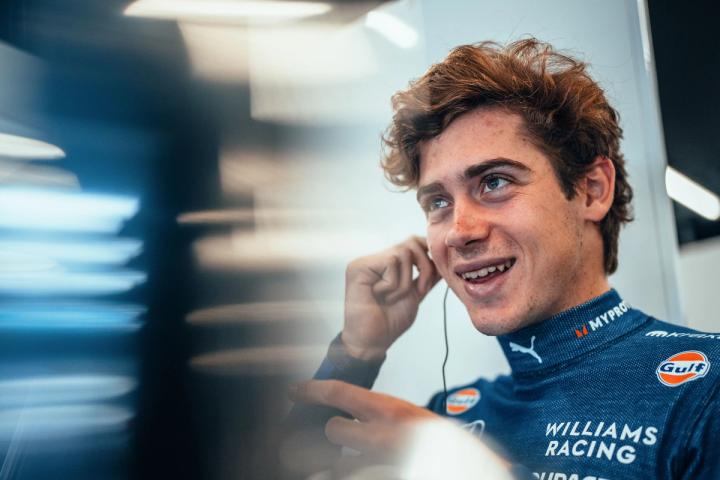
498, 289, 648, 376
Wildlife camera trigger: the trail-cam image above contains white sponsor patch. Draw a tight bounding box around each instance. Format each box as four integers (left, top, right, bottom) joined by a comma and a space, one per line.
646, 330, 720, 340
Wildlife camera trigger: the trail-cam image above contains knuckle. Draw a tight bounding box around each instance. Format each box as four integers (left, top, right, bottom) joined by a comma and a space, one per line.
345, 259, 358, 277
388, 254, 400, 266
323, 380, 341, 402
345, 258, 367, 280
384, 401, 412, 421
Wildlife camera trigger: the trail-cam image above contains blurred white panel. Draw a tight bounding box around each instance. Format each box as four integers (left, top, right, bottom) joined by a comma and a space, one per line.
193, 228, 385, 271
0, 132, 64, 160
179, 23, 250, 82
190, 345, 326, 375
0, 269, 146, 296
187, 300, 342, 325
219, 148, 300, 195
217, 147, 392, 229
125, 0, 332, 23
249, 24, 376, 84
178, 208, 255, 225
0, 187, 139, 233
0, 302, 145, 331
177, 207, 349, 228
0, 238, 142, 266
0, 405, 133, 440
0, 250, 57, 273
0, 160, 78, 187
0, 375, 136, 407
248, 23, 381, 124
365, 11, 418, 49
665, 166, 720, 220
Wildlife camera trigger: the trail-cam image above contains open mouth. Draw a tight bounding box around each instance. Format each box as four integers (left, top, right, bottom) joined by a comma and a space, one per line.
457, 258, 516, 284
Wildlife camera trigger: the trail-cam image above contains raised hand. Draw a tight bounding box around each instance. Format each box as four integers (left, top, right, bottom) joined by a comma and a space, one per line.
341, 236, 441, 361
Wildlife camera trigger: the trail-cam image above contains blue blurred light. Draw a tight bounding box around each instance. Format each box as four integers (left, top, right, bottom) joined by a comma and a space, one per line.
0, 187, 139, 233
0, 375, 137, 407
0, 250, 58, 273
0, 270, 147, 296
0, 237, 143, 266
0, 404, 133, 440
0, 302, 144, 330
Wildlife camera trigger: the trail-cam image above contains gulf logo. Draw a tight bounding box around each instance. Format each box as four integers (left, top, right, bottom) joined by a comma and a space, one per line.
656, 350, 711, 387
446, 388, 481, 415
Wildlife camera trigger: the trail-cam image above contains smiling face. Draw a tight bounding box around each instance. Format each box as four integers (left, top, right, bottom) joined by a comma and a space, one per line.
417, 107, 609, 335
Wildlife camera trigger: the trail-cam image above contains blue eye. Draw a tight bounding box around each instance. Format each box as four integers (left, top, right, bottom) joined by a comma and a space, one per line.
482, 175, 510, 194
428, 197, 449, 211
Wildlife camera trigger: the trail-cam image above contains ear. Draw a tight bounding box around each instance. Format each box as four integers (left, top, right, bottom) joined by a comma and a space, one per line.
581, 156, 615, 222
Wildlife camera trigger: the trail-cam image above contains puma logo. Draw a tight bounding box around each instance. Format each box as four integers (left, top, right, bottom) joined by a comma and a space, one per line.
509, 335, 543, 364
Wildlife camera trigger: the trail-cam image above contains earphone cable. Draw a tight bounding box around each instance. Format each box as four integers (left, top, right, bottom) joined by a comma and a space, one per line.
442, 284, 450, 413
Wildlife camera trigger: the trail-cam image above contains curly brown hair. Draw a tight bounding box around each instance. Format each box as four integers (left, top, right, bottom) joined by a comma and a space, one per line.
381, 38, 633, 274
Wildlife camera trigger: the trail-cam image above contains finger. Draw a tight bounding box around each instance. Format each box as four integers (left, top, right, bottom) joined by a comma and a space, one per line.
370, 254, 400, 296
406, 237, 439, 298
325, 416, 377, 453
385, 248, 413, 303
413, 269, 442, 300
289, 380, 383, 421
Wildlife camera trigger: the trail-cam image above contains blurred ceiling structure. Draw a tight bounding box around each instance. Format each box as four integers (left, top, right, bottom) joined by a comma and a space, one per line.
649, 0, 720, 244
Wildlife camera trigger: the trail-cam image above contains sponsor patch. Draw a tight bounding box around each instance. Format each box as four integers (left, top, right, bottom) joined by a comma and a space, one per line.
646, 330, 720, 340
575, 300, 629, 339
446, 388, 480, 415
656, 350, 710, 387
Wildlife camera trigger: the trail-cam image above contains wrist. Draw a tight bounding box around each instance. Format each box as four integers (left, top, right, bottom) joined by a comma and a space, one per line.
340, 331, 388, 362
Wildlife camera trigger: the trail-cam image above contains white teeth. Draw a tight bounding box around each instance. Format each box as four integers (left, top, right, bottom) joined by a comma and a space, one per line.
461, 260, 513, 280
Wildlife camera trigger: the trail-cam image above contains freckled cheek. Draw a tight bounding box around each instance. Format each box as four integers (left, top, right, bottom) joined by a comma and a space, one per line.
511, 207, 570, 271
426, 226, 449, 274
499, 210, 546, 260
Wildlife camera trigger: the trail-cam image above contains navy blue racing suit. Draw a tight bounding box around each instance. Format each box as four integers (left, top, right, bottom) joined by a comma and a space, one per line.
308, 289, 720, 479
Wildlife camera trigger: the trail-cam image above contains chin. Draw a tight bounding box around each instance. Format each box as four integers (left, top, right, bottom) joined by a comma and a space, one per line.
467, 309, 522, 336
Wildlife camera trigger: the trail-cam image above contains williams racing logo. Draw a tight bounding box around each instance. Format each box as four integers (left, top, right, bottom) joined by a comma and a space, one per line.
656, 350, 710, 387
445, 388, 480, 415
544, 420, 657, 465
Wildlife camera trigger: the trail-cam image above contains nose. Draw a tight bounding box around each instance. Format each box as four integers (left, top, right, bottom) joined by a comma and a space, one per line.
444, 200, 491, 249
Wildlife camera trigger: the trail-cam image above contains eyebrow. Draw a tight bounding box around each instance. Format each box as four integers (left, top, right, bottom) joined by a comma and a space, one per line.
416, 157, 531, 202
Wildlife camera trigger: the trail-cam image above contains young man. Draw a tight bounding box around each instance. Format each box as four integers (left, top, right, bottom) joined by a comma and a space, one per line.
289, 39, 720, 479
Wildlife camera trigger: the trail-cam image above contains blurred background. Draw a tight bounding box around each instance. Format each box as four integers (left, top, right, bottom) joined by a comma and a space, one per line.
0, 0, 717, 479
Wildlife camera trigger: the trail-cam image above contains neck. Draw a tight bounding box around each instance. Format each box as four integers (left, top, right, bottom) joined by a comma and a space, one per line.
498, 289, 648, 376
554, 229, 610, 319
